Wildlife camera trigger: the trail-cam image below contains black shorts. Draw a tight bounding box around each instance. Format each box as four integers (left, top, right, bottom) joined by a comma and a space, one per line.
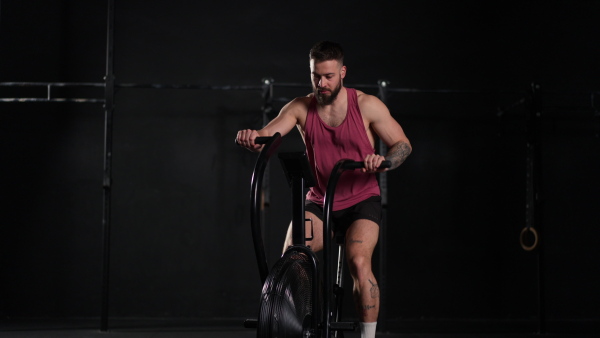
304, 195, 382, 233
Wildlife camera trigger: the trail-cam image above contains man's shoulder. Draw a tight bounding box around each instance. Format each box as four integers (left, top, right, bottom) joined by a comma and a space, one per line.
296, 94, 314, 103
278, 95, 313, 126
356, 90, 389, 121
355, 89, 375, 102
285, 95, 313, 112
356, 90, 384, 108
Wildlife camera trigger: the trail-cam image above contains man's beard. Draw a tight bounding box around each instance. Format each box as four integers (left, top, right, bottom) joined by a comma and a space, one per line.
314, 81, 342, 106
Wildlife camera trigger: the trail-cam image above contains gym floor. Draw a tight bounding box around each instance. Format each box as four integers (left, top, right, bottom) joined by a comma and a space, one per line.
0, 320, 596, 338
0, 330, 597, 338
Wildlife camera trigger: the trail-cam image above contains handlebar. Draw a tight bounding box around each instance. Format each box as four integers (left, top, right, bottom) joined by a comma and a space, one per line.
235, 135, 272, 146
248, 133, 282, 284
254, 136, 272, 145
341, 160, 391, 170
321, 158, 389, 330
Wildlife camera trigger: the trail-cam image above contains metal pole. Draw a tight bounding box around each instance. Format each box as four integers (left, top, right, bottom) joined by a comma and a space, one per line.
260, 78, 273, 254
529, 83, 545, 335
376, 80, 389, 332
100, 0, 115, 332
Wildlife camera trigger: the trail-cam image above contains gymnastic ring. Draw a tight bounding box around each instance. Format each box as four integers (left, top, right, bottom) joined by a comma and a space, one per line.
520, 226, 539, 251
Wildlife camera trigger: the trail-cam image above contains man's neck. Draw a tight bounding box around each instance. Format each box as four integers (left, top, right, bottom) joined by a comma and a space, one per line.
319, 86, 347, 114
317, 87, 348, 127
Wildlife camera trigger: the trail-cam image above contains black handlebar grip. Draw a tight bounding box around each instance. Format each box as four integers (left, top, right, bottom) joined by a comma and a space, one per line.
380, 160, 392, 169
342, 160, 392, 170
254, 137, 271, 145
235, 136, 272, 145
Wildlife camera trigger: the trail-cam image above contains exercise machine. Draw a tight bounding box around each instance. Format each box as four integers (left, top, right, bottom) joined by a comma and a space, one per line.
243, 133, 389, 337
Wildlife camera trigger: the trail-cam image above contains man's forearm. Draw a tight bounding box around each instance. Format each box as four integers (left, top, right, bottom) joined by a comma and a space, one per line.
385, 141, 412, 169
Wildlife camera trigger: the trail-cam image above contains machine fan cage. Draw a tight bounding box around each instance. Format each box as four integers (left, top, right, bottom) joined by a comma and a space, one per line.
257, 250, 316, 338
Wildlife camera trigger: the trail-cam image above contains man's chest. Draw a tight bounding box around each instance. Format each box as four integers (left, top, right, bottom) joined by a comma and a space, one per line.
318, 111, 347, 127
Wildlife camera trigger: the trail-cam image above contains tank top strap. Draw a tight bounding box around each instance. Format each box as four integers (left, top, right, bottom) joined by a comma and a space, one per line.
347, 87, 358, 110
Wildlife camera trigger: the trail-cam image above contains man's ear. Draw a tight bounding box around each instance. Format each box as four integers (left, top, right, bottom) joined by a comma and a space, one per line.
341, 65, 347, 79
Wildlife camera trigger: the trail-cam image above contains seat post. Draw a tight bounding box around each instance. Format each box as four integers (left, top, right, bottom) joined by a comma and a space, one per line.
291, 176, 306, 246
278, 151, 316, 247
335, 233, 346, 287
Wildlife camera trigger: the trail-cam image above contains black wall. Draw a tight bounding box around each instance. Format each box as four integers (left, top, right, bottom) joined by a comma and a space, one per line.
1, 0, 599, 333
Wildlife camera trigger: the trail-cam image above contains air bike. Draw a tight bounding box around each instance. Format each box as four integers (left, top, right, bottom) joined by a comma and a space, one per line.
243, 132, 390, 338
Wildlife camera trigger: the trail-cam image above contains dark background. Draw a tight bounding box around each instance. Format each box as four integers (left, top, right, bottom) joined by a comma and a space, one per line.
1, 0, 599, 334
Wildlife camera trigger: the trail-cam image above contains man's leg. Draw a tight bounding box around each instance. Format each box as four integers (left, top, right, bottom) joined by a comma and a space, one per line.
283, 211, 324, 253
345, 219, 380, 336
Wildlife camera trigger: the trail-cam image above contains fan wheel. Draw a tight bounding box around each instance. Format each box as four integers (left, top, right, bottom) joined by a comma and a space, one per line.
257, 250, 315, 338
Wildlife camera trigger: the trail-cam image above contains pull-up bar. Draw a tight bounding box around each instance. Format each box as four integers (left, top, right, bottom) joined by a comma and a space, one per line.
0, 80, 534, 103
0, 82, 105, 103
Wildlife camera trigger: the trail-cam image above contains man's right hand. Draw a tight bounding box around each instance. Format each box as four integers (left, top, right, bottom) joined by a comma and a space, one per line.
235, 129, 263, 152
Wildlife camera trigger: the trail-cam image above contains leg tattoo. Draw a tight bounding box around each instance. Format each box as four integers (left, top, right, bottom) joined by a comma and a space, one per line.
368, 279, 380, 299
361, 304, 376, 317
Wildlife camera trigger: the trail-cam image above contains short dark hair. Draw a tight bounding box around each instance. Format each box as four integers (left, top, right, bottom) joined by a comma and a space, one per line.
309, 41, 344, 64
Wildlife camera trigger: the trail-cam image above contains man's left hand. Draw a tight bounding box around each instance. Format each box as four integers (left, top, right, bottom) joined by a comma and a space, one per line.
362, 154, 388, 173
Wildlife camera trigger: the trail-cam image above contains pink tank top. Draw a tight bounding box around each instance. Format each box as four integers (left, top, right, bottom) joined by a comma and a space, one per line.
305, 88, 380, 211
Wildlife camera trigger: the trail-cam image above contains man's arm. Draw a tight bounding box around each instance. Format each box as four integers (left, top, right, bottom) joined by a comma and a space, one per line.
384, 140, 412, 169
359, 93, 412, 170
236, 97, 308, 152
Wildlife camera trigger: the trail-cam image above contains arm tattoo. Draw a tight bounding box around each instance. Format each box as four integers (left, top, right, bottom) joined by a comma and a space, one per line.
385, 141, 412, 169
368, 279, 380, 299
349, 239, 363, 244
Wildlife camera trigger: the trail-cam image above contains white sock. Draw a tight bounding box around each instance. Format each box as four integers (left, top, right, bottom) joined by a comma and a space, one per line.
359, 321, 377, 338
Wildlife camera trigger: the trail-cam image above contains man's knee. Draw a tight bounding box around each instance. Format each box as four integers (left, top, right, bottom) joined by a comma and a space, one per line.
347, 254, 371, 277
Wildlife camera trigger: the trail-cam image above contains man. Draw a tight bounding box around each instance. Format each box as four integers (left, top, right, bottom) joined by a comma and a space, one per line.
236, 41, 411, 338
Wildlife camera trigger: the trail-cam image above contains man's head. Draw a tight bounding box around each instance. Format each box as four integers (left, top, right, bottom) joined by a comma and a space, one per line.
309, 40, 344, 65
309, 41, 346, 105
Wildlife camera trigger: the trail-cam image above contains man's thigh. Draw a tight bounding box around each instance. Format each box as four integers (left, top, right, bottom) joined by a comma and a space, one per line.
345, 219, 379, 259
